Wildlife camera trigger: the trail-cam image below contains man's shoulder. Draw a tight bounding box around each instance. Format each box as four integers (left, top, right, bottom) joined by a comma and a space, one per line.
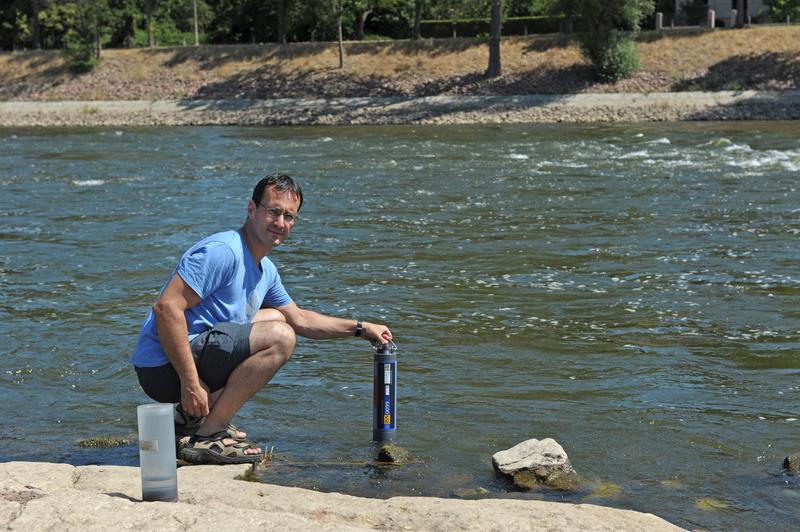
181, 230, 242, 265
194, 229, 240, 248
188, 230, 242, 254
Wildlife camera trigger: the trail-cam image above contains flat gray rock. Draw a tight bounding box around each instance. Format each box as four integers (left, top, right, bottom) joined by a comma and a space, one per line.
0, 461, 686, 531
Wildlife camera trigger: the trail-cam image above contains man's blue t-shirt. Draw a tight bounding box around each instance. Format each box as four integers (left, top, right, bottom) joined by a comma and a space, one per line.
130, 230, 292, 368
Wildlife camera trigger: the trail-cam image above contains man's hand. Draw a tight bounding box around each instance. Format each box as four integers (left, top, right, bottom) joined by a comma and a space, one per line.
363, 321, 392, 345
181, 381, 210, 417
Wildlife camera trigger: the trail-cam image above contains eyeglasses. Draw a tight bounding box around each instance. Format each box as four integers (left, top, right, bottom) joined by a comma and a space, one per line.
257, 202, 297, 224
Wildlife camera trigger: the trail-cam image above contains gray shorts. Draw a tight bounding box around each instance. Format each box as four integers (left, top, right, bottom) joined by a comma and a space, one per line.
135, 321, 254, 403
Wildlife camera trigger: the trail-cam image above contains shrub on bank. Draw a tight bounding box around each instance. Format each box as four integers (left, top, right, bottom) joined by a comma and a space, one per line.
63, 32, 98, 73
582, 32, 640, 81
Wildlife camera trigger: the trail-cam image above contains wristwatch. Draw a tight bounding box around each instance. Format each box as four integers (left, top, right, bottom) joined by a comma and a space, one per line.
354, 320, 363, 337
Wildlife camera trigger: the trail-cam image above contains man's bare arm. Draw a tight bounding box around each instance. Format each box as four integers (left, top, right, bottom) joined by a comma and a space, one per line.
276, 302, 392, 345
152, 274, 210, 417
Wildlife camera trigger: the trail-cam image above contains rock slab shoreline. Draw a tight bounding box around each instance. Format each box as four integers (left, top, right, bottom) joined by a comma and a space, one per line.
0, 461, 684, 531
1, 90, 799, 127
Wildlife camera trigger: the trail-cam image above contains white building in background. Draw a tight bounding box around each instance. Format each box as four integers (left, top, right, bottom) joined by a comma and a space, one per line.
676, 1, 768, 27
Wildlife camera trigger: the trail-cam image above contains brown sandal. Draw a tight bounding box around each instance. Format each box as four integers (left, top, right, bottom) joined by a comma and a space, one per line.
174, 405, 247, 440
178, 431, 263, 465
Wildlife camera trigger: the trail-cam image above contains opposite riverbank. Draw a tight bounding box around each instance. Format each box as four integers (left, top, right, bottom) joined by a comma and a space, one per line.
1, 26, 798, 125
1, 461, 684, 531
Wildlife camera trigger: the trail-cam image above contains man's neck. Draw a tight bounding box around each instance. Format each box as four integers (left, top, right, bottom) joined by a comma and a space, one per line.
239, 225, 269, 263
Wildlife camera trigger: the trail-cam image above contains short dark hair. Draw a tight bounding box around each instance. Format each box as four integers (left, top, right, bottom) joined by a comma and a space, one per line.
252, 174, 303, 209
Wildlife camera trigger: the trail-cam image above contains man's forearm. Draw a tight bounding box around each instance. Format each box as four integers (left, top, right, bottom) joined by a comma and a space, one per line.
289, 309, 358, 340
287, 308, 391, 345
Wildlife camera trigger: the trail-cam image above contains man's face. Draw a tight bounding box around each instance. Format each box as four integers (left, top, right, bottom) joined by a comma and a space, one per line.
247, 186, 301, 251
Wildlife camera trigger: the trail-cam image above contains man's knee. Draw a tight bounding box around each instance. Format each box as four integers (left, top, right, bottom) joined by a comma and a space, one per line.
253, 308, 286, 323
250, 320, 296, 362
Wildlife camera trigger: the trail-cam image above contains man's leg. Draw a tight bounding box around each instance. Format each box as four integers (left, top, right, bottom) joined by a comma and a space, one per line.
195, 320, 296, 454
200, 309, 286, 439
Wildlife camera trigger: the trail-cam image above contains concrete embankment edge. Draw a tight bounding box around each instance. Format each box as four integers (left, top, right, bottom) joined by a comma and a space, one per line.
0, 461, 685, 531
1, 91, 799, 126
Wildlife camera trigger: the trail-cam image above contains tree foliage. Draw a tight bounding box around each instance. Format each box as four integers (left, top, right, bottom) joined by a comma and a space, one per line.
766, 0, 800, 21
1, 0, 656, 54
545, 0, 653, 80
679, 0, 708, 25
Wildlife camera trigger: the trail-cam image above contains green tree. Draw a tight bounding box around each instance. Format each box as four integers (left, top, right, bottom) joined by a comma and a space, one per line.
277, 0, 294, 43
353, 0, 403, 40
767, 0, 800, 20
430, 0, 489, 19
31, 0, 41, 48
38, 0, 75, 49
485, 0, 502, 77
548, 0, 654, 80
63, 0, 111, 71
541, 0, 580, 31
141, 0, 156, 46
0, 0, 40, 50
412, 0, 423, 38
678, 0, 707, 25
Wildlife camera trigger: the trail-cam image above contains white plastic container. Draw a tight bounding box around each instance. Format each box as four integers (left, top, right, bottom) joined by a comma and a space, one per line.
137, 403, 178, 502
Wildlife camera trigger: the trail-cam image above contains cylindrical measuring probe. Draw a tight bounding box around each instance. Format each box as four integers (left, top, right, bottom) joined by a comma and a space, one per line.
372, 341, 397, 443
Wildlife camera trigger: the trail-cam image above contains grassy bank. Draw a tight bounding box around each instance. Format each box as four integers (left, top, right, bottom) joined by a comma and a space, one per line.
1, 25, 798, 101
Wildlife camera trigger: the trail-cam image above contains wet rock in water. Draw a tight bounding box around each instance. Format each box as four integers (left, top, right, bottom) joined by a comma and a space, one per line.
492, 438, 579, 491
377, 443, 410, 463
77, 436, 131, 448
784, 453, 800, 473
452, 486, 490, 499
589, 481, 622, 498
695, 496, 729, 511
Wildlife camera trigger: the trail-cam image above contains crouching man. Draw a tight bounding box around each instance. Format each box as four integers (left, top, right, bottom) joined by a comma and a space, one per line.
130, 174, 392, 464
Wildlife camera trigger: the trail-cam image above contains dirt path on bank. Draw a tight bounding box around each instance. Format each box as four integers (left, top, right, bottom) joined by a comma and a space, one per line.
2, 91, 799, 126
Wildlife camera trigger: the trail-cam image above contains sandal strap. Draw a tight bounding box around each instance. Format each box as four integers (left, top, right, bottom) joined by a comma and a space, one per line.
185, 431, 260, 459
188, 430, 230, 444
188, 430, 255, 447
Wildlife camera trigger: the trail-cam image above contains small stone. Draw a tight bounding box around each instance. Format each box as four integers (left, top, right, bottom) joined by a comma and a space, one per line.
377, 443, 410, 463
783, 453, 800, 473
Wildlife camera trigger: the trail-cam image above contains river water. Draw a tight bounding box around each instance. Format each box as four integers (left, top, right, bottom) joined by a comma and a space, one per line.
1, 123, 798, 530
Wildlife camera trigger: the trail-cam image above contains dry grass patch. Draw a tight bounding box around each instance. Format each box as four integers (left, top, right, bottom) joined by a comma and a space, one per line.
638, 26, 800, 73
1, 25, 798, 101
